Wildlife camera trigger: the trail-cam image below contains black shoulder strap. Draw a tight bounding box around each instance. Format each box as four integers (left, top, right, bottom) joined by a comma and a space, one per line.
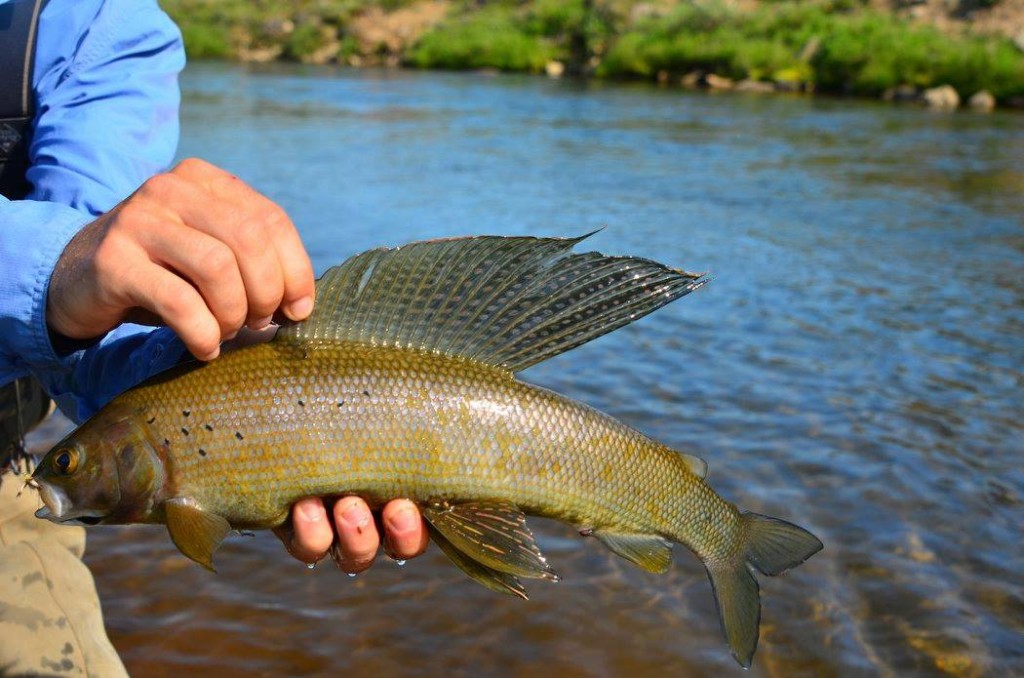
0, 0, 47, 200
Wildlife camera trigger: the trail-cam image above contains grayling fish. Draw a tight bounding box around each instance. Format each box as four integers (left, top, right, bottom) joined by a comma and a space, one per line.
32, 234, 823, 667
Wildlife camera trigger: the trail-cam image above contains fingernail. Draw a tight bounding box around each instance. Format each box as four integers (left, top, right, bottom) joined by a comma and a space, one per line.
298, 502, 324, 523
341, 501, 370, 533
249, 316, 273, 330
389, 505, 417, 534
199, 347, 220, 361
287, 296, 314, 320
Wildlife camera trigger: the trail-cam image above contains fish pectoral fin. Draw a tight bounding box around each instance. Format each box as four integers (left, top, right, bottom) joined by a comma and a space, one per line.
164, 498, 231, 572
422, 501, 559, 581
427, 524, 528, 600
591, 531, 673, 573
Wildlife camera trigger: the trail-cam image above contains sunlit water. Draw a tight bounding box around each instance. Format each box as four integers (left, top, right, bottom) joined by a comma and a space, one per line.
31, 62, 1023, 676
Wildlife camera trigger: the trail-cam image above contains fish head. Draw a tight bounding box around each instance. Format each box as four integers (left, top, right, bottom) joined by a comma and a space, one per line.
33, 403, 166, 526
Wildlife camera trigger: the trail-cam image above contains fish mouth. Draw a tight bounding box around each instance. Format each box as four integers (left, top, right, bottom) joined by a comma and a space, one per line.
33, 484, 107, 526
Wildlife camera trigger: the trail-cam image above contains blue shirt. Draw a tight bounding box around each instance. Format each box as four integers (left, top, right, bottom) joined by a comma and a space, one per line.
0, 0, 188, 422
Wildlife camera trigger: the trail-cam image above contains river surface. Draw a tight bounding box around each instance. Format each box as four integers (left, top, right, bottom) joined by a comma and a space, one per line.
31, 62, 1023, 676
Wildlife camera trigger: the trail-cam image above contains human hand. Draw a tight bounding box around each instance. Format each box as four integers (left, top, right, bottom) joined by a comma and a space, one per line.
47, 158, 315, 361
274, 497, 429, 572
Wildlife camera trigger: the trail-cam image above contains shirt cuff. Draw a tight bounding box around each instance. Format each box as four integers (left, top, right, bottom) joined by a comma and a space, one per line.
0, 199, 92, 374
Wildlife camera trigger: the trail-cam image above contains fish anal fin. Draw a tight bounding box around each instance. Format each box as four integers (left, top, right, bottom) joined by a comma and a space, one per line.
164, 498, 231, 572
591, 530, 673, 574
422, 501, 558, 581
427, 523, 528, 600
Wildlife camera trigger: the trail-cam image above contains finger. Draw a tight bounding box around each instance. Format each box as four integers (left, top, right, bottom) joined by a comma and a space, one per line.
123, 262, 222, 360
142, 169, 287, 328
273, 498, 333, 565
331, 496, 379, 574
172, 159, 313, 322
381, 499, 429, 560
133, 217, 248, 339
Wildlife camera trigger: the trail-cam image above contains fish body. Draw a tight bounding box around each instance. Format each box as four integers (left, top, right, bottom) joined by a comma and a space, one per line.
32, 234, 822, 667
102, 342, 731, 548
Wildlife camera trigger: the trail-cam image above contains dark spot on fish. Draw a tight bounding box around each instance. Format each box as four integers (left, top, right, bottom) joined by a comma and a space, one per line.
198, 449, 207, 457
362, 389, 370, 397
182, 410, 191, 418
204, 424, 213, 432
146, 416, 156, 424
181, 427, 189, 437
297, 399, 305, 407
163, 438, 170, 447
235, 431, 244, 441
337, 400, 345, 407
61, 642, 73, 656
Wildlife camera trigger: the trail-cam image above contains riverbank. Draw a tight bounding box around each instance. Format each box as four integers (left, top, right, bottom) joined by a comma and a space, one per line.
162, 0, 1024, 110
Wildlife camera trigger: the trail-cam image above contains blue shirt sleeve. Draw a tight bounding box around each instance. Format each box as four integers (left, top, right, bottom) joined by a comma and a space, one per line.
0, 0, 188, 422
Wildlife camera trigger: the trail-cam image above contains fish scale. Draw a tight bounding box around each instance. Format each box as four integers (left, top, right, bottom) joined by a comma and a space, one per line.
32, 234, 822, 668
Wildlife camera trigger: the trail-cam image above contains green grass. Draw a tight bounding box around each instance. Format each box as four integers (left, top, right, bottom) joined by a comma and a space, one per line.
598, 2, 1024, 99
162, 0, 1024, 102
406, 5, 554, 72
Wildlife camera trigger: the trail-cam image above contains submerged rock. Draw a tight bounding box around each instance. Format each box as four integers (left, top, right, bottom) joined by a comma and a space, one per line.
922, 85, 960, 110
680, 70, 703, 89
705, 73, 734, 90
735, 79, 774, 94
968, 90, 996, 112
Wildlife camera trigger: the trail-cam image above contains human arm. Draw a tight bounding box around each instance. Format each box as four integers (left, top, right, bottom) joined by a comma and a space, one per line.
8, 0, 426, 567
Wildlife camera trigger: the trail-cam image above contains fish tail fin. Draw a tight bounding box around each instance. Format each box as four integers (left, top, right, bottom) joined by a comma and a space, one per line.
706, 512, 823, 668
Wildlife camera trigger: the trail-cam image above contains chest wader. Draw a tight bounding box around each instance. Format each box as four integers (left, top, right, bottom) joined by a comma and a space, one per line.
1, 0, 53, 468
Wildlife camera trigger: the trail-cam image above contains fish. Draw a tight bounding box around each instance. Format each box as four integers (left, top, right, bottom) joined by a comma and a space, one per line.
32, 234, 822, 667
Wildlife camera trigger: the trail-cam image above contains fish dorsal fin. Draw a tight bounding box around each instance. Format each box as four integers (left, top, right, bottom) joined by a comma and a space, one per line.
422, 501, 558, 581
276, 234, 706, 373
165, 498, 231, 572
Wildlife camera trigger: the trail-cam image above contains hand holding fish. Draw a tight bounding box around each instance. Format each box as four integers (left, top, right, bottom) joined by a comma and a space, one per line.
45, 156, 427, 570
47, 157, 316, 361
276, 496, 428, 572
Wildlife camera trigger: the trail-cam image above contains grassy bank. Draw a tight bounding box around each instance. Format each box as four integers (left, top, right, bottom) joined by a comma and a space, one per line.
161, 0, 1024, 105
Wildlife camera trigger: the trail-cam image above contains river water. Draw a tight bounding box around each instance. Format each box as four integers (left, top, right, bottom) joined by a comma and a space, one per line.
32, 62, 1023, 676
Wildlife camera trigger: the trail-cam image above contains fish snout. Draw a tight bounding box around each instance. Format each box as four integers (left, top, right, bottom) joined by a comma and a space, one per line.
34, 481, 68, 521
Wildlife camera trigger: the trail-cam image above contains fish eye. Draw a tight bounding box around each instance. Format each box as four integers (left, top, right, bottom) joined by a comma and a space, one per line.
52, 448, 79, 476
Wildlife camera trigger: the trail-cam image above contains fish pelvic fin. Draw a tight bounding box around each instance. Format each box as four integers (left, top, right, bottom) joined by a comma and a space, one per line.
164, 498, 231, 572
426, 523, 528, 600
275, 234, 706, 372
423, 501, 559, 581
707, 512, 823, 668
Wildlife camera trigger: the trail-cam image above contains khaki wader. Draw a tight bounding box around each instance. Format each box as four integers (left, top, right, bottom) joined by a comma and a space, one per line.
1, 379, 128, 677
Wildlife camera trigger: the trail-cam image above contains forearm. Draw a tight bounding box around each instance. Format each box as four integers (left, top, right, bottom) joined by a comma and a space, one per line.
1, 0, 187, 415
